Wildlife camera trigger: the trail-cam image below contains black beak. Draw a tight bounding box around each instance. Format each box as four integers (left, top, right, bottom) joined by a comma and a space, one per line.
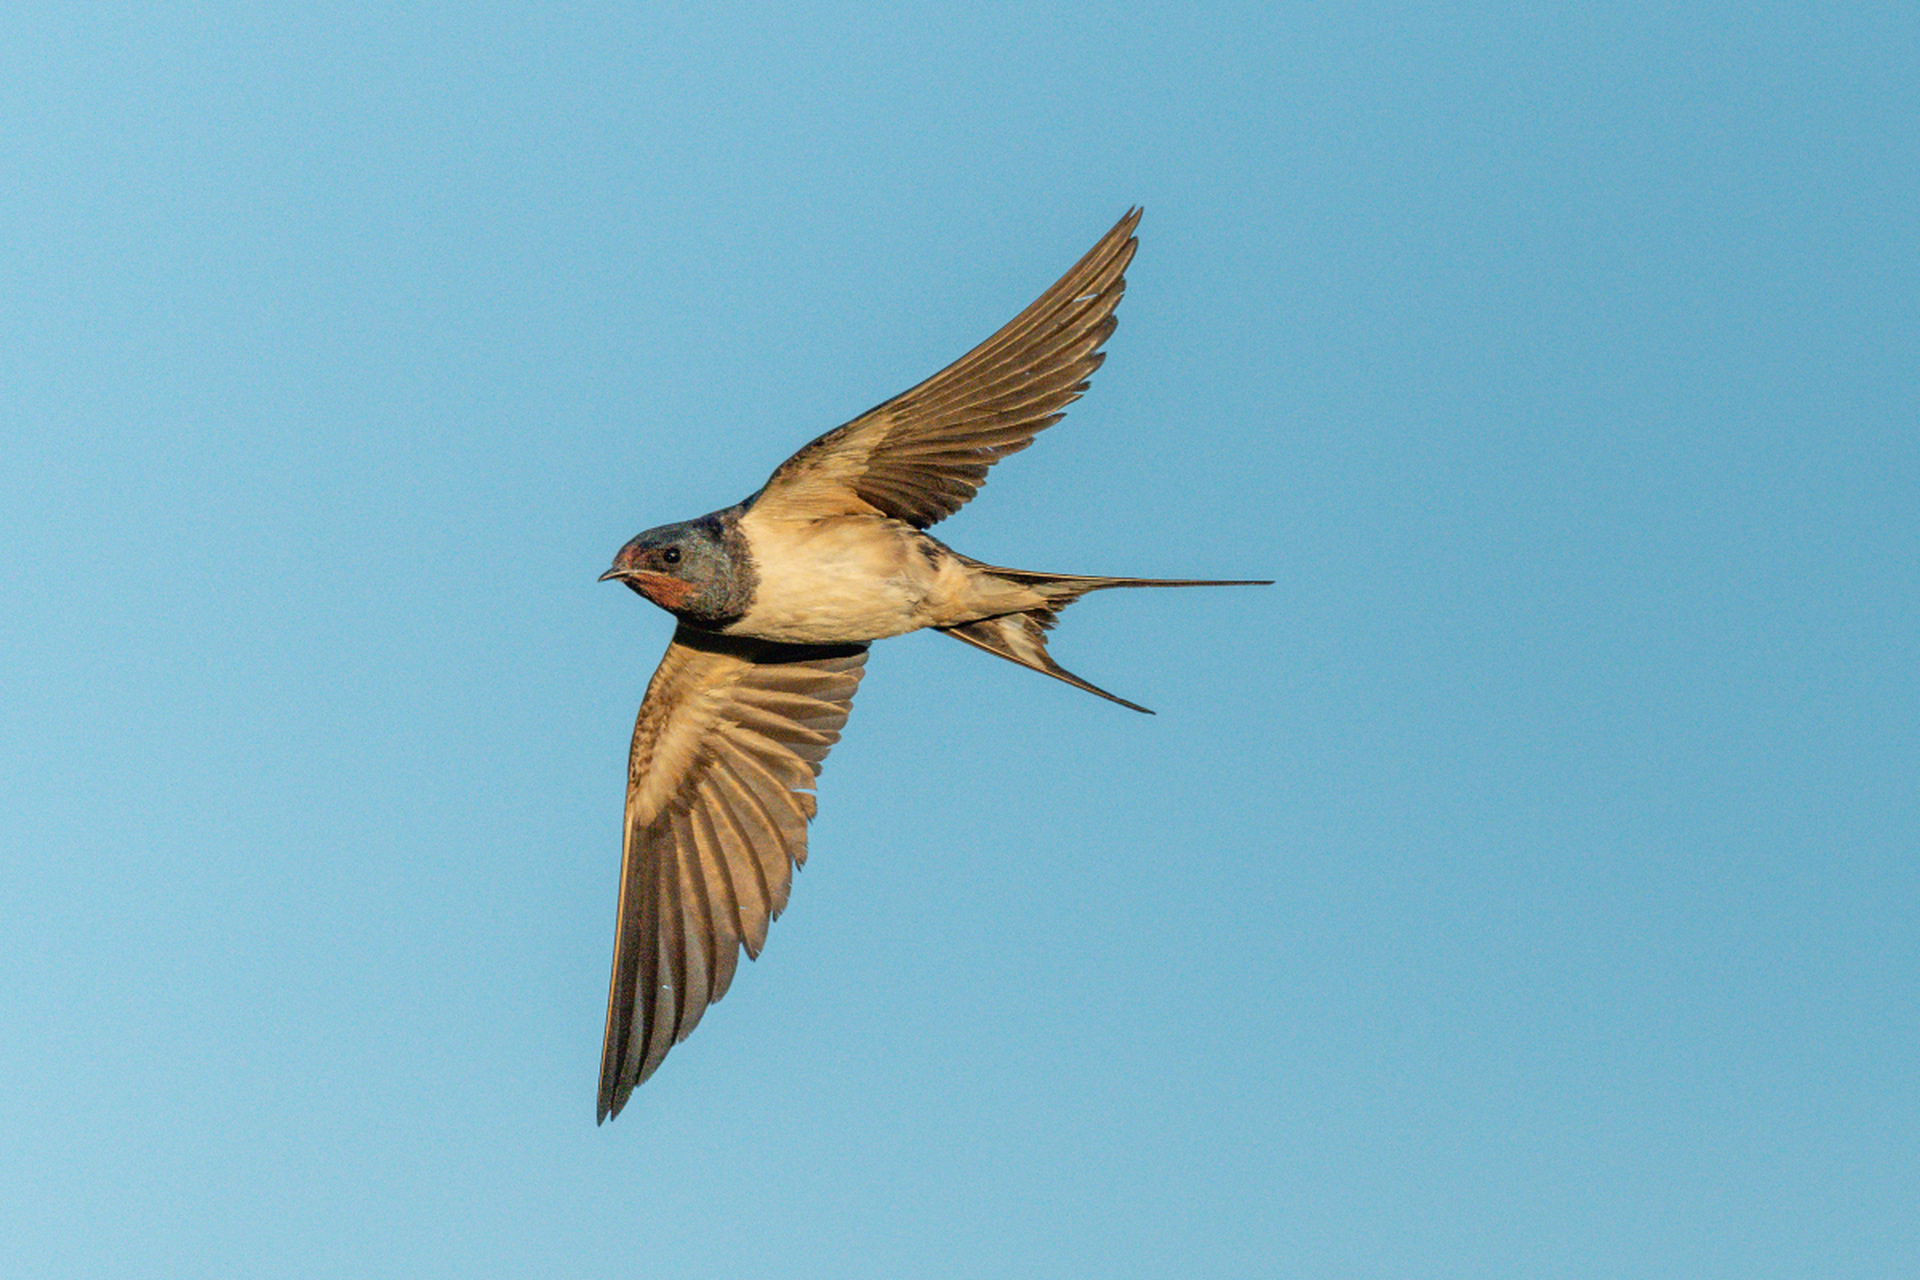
598, 567, 625, 583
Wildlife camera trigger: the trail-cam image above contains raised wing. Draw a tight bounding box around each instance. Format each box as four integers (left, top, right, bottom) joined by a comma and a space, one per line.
599, 624, 868, 1122
750, 208, 1142, 528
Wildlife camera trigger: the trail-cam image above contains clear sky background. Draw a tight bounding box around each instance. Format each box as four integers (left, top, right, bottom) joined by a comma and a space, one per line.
4, 3, 1914, 1277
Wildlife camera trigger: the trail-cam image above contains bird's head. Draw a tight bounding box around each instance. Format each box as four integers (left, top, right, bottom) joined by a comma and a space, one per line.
600, 515, 750, 626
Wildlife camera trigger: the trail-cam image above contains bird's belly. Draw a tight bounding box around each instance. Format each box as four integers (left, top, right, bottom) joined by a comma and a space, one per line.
727, 513, 940, 644
732, 570, 926, 643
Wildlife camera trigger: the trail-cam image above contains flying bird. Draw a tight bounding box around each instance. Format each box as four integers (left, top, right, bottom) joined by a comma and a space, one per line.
596, 208, 1266, 1121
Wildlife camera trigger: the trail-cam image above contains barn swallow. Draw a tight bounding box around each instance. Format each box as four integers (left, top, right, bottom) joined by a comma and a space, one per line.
595, 208, 1267, 1121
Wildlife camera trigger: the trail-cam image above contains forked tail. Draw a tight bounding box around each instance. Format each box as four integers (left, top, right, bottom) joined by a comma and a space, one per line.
938, 568, 1270, 714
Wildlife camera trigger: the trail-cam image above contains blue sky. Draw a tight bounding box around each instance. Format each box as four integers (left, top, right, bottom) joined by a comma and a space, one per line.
4, 3, 1914, 1276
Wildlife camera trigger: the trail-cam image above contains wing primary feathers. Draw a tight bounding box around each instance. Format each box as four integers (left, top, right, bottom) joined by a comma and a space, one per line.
639, 819, 681, 1085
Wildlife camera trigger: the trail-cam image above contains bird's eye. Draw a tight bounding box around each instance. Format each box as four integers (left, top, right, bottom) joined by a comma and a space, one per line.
660, 546, 682, 567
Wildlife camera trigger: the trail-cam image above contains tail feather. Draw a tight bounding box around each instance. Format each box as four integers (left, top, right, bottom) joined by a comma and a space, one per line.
938, 568, 1270, 712
942, 611, 1155, 713
977, 565, 1272, 603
